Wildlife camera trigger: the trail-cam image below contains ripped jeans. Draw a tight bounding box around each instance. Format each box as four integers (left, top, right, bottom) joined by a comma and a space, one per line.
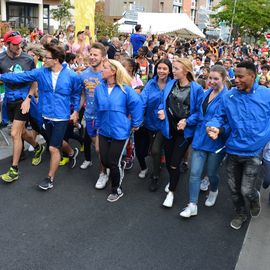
226, 154, 262, 214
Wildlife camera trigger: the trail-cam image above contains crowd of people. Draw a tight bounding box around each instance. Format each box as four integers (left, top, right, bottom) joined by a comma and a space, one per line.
1, 24, 270, 230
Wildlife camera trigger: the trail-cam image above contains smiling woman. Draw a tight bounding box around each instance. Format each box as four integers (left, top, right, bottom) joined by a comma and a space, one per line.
180, 65, 228, 219
94, 59, 143, 202
134, 59, 173, 191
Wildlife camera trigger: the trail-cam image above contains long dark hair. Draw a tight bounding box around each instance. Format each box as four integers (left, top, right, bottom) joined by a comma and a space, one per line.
153, 59, 173, 79
124, 58, 140, 76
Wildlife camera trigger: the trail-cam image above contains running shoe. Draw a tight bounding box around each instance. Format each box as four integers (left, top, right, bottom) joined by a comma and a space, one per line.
32, 144, 45, 166
0, 167, 19, 182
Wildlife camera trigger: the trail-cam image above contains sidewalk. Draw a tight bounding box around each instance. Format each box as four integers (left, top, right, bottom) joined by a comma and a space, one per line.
235, 188, 270, 270
0, 126, 45, 160
0, 125, 12, 160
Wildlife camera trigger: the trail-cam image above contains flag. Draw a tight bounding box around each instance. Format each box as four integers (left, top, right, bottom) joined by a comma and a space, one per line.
74, 0, 96, 41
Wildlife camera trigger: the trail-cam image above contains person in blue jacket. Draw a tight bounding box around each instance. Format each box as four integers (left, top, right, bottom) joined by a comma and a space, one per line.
206, 61, 270, 230
137, 58, 173, 192
0, 42, 82, 190
158, 57, 204, 208
94, 59, 143, 202
130, 24, 147, 58
180, 65, 229, 218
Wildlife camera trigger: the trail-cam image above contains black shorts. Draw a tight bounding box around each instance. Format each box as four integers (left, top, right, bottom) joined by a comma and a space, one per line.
7, 99, 29, 122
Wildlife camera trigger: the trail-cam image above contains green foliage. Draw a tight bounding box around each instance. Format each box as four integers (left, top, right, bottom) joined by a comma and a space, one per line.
95, 3, 118, 40
17, 27, 30, 36
212, 0, 270, 39
51, 0, 74, 29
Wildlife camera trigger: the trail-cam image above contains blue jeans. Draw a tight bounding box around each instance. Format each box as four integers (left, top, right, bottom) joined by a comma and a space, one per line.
189, 149, 225, 203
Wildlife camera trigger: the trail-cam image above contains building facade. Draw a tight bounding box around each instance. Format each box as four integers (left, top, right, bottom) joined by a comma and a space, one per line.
0, 0, 60, 33
104, 0, 220, 24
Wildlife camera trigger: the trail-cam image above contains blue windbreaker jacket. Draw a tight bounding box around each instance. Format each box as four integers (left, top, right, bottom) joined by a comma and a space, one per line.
140, 76, 172, 132
94, 81, 143, 140
159, 80, 204, 139
206, 82, 270, 156
192, 87, 229, 152
0, 64, 82, 120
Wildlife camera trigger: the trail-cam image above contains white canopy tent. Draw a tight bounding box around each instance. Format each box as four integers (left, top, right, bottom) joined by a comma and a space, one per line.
117, 12, 205, 38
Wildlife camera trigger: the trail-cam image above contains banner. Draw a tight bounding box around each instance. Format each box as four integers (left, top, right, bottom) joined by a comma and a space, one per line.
74, 0, 96, 41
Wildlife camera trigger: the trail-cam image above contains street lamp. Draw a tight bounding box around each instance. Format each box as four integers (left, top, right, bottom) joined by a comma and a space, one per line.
229, 0, 237, 43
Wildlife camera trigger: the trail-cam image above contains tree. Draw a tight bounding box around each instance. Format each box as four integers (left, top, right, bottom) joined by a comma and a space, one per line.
212, 0, 270, 41
95, 1, 118, 40
51, 0, 74, 29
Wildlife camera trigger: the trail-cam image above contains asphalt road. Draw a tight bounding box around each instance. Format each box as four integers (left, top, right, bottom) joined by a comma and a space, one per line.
0, 150, 247, 270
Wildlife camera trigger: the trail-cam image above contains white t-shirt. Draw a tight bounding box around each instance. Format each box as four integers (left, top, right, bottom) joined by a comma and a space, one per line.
108, 87, 113, 95
52, 70, 61, 90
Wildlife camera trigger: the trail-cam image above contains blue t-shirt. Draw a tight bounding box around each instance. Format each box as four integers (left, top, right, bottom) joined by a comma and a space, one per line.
130, 33, 146, 57
228, 67, 235, 79
80, 67, 102, 120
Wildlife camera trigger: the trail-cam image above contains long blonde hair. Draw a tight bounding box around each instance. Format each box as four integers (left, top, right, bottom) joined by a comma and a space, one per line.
173, 57, 195, 82
107, 59, 132, 92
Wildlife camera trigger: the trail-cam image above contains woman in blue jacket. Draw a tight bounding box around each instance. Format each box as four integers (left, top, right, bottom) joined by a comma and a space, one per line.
158, 58, 204, 208
94, 59, 143, 202
136, 59, 173, 191
180, 65, 229, 218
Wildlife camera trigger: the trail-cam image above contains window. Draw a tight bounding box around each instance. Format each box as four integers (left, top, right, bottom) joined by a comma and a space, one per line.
160, 1, 164, 12
173, 5, 182, 13
129, 1, 135, 10
191, 0, 198, 9
191, 9, 196, 22
43, 5, 50, 33
7, 3, 38, 30
209, 0, 214, 9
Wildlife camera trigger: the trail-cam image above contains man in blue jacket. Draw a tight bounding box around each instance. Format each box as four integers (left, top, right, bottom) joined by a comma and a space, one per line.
206, 61, 270, 230
130, 24, 146, 57
0, 42, 82, 190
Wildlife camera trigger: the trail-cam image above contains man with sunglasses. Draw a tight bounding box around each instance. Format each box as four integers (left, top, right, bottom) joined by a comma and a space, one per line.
0, 31, 45, 183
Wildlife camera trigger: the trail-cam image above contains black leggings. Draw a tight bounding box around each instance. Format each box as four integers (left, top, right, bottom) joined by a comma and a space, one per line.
164, 132, 191, 192
150, 131, 165, 177
134, 127, 164, 177
134, 127, 150, 170
99, 135, 128, 193
83, 130, 93, 161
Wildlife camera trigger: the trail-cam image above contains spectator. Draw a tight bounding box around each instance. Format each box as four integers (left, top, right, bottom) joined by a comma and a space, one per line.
130, 24, 146, 57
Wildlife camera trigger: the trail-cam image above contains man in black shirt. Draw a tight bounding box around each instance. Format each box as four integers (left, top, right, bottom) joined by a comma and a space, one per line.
0, 31, 45, 183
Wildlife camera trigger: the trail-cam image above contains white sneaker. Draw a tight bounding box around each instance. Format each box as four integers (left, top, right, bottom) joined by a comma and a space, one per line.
138, 168, 148, 179
164, 182, 170, 193
200, 177, 210, 191
80, 160, 93, 169
205, 190, 218, 207
179, 203, 198, 218
95, 173, 109, 189
28, 145, 35, 152
163, 191, 174, 208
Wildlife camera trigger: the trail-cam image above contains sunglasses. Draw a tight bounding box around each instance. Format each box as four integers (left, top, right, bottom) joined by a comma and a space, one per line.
44, 56, 55, 60
9, 31, 21, 37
